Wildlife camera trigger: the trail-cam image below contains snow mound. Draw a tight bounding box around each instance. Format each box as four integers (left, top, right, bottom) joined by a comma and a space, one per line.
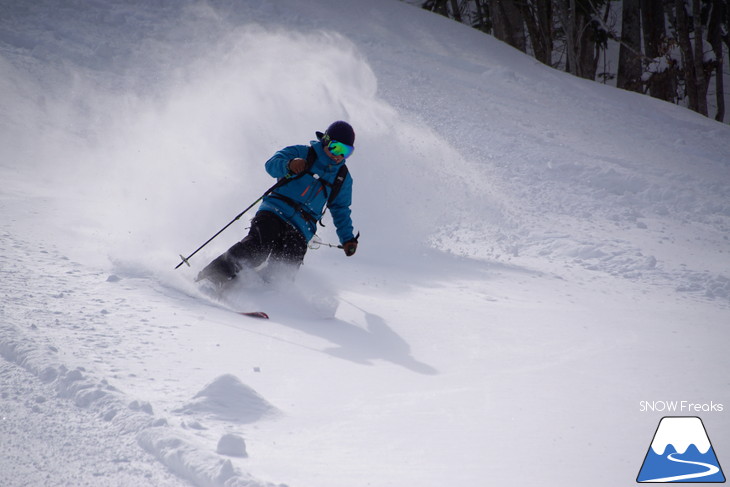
0, 323, 282, 487
217, 433, 248, 458
138, 429, 280, 487
176, 374, 279, 424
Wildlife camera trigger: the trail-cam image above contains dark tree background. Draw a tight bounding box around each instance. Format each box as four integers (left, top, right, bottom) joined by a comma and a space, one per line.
412, 0, 729, 122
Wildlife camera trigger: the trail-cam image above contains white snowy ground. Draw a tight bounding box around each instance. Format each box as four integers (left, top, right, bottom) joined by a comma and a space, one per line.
1, 1, 729, 486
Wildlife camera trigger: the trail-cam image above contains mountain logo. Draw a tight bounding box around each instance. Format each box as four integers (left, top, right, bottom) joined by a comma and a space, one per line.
637, 416, 725, 483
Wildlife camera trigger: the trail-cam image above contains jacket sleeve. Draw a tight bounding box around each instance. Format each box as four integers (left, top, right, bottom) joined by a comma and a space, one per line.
328, 173, 355, 244
265, 145, 307, 179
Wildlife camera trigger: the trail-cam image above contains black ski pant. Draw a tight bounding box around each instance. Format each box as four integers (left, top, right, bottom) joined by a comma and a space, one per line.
198, 211, 307, 283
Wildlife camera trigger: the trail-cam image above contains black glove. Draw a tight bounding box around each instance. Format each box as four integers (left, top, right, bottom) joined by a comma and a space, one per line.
342, 235, 359, 257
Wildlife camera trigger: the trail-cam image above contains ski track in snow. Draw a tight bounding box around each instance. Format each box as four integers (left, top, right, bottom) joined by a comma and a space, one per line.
0, 359, 182, 487
0, 230, 283, 487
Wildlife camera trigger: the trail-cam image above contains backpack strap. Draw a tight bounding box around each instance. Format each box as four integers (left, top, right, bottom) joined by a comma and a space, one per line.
327, 164, 349, 206
268, 146, 349, 227
317, 164, 349, 227
305, 145, 317, 171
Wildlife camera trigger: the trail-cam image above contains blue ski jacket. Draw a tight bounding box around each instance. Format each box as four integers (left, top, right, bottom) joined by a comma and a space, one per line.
259, 140, 354, 244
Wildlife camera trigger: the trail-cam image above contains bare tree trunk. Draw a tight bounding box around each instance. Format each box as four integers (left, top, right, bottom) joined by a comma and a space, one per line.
423, 0, 450, 17
490, 0, 527, 52
555, 0, 600, 79
724, 0, 730, 57
450, 0, 463, 22
676, 0, 700, 111
642, 0, 674, 101
618, 0, 643, 92
557, 0, 579, 75
691, 0, 708, 115
518, 0, 553, 66
472, 0, 492, 33
578, 17, 601, 79
708, 0, 725, 121
536, 0, 553, 65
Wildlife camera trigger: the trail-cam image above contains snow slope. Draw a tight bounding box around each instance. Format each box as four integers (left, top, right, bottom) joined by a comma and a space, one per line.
1, 1, 729, 486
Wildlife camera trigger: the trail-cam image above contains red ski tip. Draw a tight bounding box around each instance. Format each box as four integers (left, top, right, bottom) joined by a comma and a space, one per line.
239, 311, 269, 319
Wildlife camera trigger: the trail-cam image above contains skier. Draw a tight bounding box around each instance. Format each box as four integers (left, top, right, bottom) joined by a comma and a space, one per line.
196, 121, 359, 287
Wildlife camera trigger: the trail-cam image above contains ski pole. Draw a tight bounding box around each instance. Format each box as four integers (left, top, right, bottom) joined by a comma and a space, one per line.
175, 195, 263, 269
175, 175, 297, 269
308, 235, 343, 250
308, 232, 359, 250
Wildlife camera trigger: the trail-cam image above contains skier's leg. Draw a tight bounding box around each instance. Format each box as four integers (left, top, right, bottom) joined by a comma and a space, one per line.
262, 222, 308, 282
196, 211, 280, 284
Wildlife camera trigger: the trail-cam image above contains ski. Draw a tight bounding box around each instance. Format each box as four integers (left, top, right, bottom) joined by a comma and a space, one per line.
239, 311, 269, 319
180, 278, 270, 320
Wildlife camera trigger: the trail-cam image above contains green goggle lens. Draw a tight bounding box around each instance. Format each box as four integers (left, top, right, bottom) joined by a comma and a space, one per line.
328, 140, 354, 159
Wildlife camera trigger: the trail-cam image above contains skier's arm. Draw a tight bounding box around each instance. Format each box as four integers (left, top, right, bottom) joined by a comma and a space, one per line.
265, 145, 307, 179
329, 174, 355, 244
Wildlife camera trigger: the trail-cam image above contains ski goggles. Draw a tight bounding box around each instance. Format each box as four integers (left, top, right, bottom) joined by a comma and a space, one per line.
327, 140, 355, 159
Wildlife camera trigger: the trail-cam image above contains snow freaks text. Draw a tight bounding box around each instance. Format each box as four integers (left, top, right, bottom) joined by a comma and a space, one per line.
639, 401, 724, 413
